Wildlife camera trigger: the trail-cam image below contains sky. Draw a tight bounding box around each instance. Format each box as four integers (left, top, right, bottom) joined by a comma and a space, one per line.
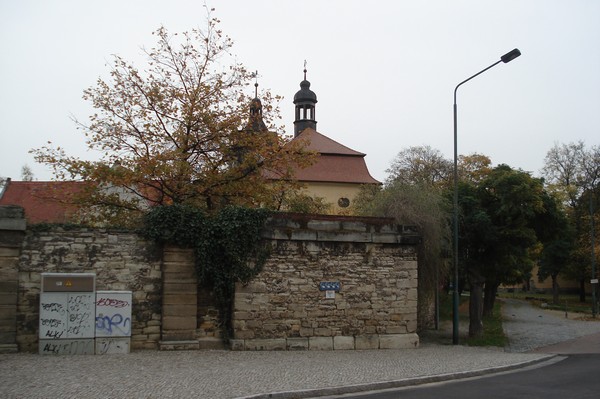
1, 0, 599, 183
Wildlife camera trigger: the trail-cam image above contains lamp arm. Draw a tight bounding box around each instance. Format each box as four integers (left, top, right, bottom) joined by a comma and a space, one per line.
453, 60, 502, 104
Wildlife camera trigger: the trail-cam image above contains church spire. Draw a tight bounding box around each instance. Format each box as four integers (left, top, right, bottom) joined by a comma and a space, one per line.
243, 71, 267, 132
293, 61, 317, 137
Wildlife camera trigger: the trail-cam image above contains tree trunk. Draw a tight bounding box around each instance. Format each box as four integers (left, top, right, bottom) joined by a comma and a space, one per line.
551, 274, 560, 305
469, 270, 485, 338
483, 282, 498, 317
580, 278, 586, 302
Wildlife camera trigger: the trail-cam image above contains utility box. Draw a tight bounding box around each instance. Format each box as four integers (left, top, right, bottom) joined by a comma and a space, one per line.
95, 291, 132, 354
39, 273, 96, 355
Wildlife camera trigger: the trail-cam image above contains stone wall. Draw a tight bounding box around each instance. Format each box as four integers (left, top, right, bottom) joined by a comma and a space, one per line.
3, 207, 420, 353
16, 225, 162, 352
0, 206, 26, 353
231, 213, 421, 350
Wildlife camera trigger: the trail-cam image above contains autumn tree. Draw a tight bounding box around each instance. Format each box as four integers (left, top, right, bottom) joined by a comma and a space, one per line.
31, 12, 310, 225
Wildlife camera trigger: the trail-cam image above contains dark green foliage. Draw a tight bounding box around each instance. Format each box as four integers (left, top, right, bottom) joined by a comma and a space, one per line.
142, 204, 206, 247
142, 205, 271, 336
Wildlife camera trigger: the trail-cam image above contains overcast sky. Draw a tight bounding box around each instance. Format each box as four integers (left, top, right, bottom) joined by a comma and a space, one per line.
1, 0, 599, 183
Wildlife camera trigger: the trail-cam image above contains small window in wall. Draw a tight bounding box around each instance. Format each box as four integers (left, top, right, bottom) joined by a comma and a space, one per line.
338, 197, 350, 208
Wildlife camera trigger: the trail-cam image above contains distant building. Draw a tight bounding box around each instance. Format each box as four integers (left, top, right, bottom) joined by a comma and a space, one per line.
287, 68, 380, 213
0, 179, 84, 223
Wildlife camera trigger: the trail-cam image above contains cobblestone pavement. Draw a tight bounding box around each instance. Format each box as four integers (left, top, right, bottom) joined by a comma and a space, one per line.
502, 298, 600, 353
0, 299, 598, 399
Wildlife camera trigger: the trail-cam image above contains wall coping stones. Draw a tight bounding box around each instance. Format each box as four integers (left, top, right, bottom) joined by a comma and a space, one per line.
262, 213, 420, 244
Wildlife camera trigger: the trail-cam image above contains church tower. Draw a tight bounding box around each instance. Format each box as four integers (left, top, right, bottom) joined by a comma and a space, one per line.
293, 67, 317, 137
242, 79, 268, 132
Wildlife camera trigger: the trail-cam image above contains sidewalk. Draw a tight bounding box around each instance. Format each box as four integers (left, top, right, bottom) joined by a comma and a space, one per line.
0, 345, 552, 399
1, 299, 598, 399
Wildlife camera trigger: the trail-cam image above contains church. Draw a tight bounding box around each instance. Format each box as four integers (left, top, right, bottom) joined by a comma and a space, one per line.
284, 68, 380, 213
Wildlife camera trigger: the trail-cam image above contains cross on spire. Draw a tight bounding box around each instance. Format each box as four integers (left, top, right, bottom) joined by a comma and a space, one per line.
253, 70, 259, 98
303, 60, 307, 80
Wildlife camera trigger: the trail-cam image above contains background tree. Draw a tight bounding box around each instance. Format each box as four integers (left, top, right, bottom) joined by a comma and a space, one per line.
385, 145, 452, 187
535, 190, 575, 304
361, 146, 452, 329
21, 165, 34, 181
542, 142, 600, 302
31, 13, 310, 225
355, 181, 450, 329
458, 165, 547, 337
458, 153, 492, 184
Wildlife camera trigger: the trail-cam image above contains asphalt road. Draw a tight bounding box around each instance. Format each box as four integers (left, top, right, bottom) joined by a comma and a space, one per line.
334, 354, 600, 399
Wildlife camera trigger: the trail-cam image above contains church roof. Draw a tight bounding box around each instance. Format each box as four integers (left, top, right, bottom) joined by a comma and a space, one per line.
290, 128, 380, 185
292, 153, 380, 184
294, 128, 365, 156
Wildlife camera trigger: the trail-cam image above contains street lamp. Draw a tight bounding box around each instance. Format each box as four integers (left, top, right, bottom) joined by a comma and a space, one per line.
452, 48, 521, 345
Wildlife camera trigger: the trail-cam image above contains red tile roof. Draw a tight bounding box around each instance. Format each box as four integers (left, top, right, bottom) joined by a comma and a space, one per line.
0, 180, 85, 224
289, 128, 380, 184
294, 128, 365, 156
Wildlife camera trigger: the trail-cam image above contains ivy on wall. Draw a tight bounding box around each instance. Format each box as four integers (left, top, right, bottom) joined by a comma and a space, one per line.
142, 205, 271, 336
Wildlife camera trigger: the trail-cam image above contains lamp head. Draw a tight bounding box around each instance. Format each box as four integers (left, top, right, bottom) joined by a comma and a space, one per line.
501, 49, 521, 63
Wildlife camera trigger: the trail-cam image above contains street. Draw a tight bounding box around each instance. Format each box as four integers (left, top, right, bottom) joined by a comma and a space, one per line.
328, 354, 600, 399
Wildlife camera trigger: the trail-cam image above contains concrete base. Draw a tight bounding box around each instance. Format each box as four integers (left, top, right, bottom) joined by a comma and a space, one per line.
159, 340, 200, 351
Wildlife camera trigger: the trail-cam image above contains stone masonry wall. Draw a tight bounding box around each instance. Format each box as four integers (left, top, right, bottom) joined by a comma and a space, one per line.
0, 206, 26, 353
231, 213, 420, 351
6, 209, 420, 353
16, 226, 162, 352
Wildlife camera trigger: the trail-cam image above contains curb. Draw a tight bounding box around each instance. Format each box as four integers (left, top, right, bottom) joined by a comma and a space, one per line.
239, 354, 558, 399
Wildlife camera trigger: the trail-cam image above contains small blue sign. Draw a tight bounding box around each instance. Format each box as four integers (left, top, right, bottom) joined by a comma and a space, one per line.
319, 282, 341, 292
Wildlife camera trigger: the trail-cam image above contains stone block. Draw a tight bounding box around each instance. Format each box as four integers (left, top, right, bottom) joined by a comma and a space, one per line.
162, 304, 197, 317
245, 339, 286, 351
317, 231, 371, 243
163, 281, 196, 292
234, 330, 255, 340
309, 337, 333, 350
286, 337, 309, 351
142, 325, 161, 335
159, 340, 199, 351
385, 326, 408, 334
306, 220, 340, 231
371, 233, 398, 244
379, 333, 419, 349
198, 337, 226, 350
161, 330, 196, 341
355, 335, 379, 350
162, 316, 196, 331
0, 218, 26, 231
0, 293, 17, 306
333, 336, 355, 350
162, 294, 197, 306
0, 343, 18, 353
0, 247, 20, 257
230, 339, 245, 351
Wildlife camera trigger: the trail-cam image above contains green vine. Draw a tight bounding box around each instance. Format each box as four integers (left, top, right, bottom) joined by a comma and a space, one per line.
141, 204, 271, 337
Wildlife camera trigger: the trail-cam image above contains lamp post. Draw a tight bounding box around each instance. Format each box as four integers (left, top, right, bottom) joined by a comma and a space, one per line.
452, 48, 521, 345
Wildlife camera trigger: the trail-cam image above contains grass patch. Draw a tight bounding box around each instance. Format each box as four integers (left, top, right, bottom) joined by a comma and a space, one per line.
465, 300, 508, 347
437, 293, 507, 347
